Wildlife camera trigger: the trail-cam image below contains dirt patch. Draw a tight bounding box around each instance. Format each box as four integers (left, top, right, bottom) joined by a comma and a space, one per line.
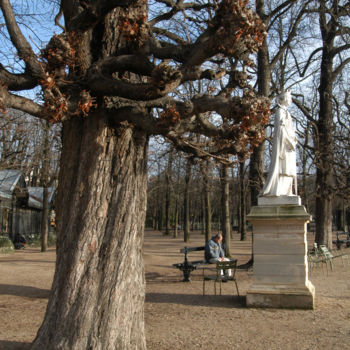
0, 230, 349, 349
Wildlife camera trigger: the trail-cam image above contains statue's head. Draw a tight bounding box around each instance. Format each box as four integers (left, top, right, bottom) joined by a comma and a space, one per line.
276, 90, 292, 107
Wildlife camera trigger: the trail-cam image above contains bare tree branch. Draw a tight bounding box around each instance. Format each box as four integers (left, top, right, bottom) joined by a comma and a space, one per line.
0, 0, 43, 77
0, 64, 38, 91
0, 86, 43, 118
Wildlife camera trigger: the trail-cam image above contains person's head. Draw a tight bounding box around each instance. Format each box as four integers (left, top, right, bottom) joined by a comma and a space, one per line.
213, 233, 223, 243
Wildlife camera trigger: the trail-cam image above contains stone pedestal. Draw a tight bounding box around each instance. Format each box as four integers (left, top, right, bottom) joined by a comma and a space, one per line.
246, 197, 315, 309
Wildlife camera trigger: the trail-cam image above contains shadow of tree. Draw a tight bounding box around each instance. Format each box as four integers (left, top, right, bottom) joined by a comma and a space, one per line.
0, 284, 50, 299
146, 292, 245, 308
0, 340, 31, 350
146, 272, 181, 283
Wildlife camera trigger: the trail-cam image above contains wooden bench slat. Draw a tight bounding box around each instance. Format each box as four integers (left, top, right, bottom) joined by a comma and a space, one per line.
180, 246, 205, 253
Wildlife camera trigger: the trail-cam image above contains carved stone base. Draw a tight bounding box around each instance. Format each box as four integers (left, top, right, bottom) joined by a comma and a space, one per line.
246, 281, 315, 309
246, 203, 315, 309
258, 195, 301, 206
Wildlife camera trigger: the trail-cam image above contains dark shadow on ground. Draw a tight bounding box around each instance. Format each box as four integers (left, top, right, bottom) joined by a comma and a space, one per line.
0, 340, 31, 350
146, 272, 182, 283
146, 292, 245, 308
0, 284, 50, 299
0, 259, 55, 264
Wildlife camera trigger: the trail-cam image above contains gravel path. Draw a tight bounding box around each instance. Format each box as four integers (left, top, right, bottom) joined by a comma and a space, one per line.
0, 230, 349, 349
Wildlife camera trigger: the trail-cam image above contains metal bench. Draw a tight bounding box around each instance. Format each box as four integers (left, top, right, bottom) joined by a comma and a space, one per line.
173, 246, 209, 282
332, 232, 350, 249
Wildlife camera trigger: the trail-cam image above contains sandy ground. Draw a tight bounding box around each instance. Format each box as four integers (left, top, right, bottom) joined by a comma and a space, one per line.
0, 229, 349, 350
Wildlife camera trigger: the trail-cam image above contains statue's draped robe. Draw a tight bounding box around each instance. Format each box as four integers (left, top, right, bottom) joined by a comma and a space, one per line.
261, 106, 296, 196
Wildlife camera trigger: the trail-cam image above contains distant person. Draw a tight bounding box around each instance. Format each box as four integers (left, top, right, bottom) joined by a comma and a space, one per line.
13, 233, 26, 249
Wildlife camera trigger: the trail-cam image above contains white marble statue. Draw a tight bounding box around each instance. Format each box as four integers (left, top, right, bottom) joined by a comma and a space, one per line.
261, 90, 297, 196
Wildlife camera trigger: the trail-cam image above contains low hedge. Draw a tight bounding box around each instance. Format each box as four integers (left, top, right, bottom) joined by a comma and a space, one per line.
0, 235, 15, 253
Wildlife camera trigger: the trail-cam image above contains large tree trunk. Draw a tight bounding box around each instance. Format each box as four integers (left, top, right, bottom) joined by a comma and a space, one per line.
249, 0, 270, 206
41, 121, 50, 252
314, 7, 336, 249
315, 193, 333, 247
173, 198, 179, 238
203, 162, 211, 242
173, 162, 181, 238
314, 90, 334, 248
164, 151, 173, 235
239, 161, 247, 241
156, 168, 163, 231
220, 164, 231, 256
301, 122, 311, 210
183, 159, 191, 242
32, 114, 148, 349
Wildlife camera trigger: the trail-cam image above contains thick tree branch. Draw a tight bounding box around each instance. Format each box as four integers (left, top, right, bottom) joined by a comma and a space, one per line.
0, 64, 38, 91
0, 86, 43, 118
152, 27, 187, 45
181, 68, 226, 82
87, 56, 228, 100
331, 43, 350, 57
149, 42, 189, 62
299, 47, 323, 77
90, 55, 154, 77
87, 64, 181, 100
164, 133, 236, 163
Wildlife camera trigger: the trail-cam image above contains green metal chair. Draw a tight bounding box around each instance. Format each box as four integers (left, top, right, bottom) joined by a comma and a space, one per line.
320, 244, 350, 268
202, 259, 239, 296
319, 244, 334, 271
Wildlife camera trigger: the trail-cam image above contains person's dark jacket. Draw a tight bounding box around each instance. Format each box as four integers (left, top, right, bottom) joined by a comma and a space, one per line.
205, 237, 225, 262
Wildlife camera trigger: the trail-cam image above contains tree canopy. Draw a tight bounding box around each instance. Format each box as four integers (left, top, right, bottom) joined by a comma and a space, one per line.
0, 0, 269, 161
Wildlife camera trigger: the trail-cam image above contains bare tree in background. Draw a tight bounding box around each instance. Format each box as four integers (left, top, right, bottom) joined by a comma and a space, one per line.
293, 0, 350, 247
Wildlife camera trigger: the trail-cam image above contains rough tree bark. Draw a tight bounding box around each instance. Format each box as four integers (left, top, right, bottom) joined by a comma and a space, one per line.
173, 161, 181, 238
183, 159, 192, 242
220, 163, 231, 256
40, 121, 50, 252
314, 17, 335, 248
32, 115, 148, 349
156, 166, 163, 231
239, 161, 247, 241
203, 161, 212, 242
32, 2, 149, 348
301, 122, 311, 210
164, 150, 173, 235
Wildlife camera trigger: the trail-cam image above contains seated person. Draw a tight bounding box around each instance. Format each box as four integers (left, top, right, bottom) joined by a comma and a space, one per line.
205, 233, 226, 263
205, 233, 231, 276
13, 233, 26, 249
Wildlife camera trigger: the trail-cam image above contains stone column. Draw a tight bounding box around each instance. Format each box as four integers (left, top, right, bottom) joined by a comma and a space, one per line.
246, 196, 315, 309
